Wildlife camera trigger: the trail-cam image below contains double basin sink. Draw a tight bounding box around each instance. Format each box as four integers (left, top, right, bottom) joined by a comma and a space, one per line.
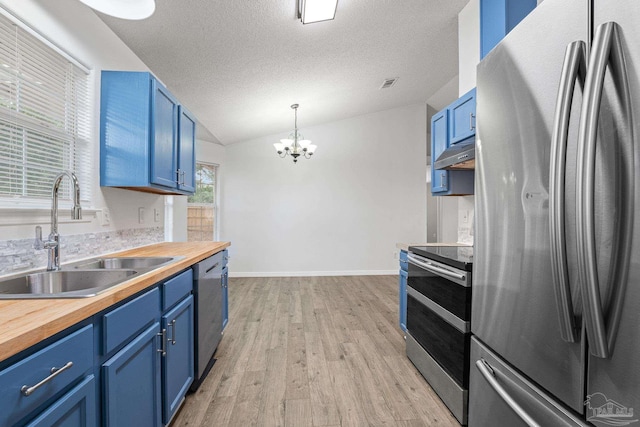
0, 257, 179, 299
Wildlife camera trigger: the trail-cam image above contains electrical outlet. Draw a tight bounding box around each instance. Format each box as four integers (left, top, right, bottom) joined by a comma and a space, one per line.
138, 207, 145, 224
101, 208, 111, 226
154, 208, 160, 222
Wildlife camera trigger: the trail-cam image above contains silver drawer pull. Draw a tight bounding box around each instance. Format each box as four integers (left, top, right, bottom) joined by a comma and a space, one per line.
21, 361, 73, 397
169, 319, 177, 345
157, 329, 167, 356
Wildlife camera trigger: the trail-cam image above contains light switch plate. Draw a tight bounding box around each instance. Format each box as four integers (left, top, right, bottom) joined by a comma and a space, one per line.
138, 207, 145, 224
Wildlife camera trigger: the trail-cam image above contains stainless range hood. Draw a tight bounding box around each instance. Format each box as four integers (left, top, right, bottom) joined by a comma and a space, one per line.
434, 138, 475, 170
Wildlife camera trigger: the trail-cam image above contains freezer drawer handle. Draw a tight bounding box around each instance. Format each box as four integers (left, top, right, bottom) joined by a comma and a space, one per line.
576, 21, 633, 359
549, 40, 586, 344
476, 359, 540, 427
407, 253, 466, 281
20, 361, 74, 397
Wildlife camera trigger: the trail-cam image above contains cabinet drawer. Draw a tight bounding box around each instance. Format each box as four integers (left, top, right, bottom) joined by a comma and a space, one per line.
103, 287, 160, 355
0, 325, 93, 427
162, 269, 193, 311
26, 374, 97, 427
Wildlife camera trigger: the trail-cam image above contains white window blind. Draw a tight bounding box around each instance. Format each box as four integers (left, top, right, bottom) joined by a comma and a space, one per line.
0, 9, 91, 205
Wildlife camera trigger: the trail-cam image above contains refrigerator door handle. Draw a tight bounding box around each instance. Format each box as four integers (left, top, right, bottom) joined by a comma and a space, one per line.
549, 40, 586, 344
576, 21, 633, 359
475, 359, 541, 427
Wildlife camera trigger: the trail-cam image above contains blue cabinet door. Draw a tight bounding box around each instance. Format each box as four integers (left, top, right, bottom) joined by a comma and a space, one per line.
480, 0, 537, 58
431, 109, 449, 194
102, 323, 162, 427
162, 296, 194, 424
399, 267, 408, 333
26, 375, 97, 427
222, 266, 229, 330
150, 79, 179, 189
178, 107, 196, 193
449, 88, 476, 145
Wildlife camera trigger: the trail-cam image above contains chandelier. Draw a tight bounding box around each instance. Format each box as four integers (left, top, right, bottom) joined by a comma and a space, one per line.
273, 104, 317, 163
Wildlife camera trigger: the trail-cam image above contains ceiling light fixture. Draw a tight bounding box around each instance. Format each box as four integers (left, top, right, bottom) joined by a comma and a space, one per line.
78, 0, 156, 20
274, 104, 317, 164
299, 0, 338, 24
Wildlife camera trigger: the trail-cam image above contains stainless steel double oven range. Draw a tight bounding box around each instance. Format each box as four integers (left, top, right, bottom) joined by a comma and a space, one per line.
405, 246, 472, 425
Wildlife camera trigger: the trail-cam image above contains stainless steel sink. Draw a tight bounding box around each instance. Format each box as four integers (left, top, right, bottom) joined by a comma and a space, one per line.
0, 269, 139, 299
73, 257, 175, 270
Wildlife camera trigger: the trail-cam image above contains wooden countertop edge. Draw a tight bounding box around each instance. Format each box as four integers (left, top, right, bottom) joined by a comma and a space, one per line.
0, 241, 230, 362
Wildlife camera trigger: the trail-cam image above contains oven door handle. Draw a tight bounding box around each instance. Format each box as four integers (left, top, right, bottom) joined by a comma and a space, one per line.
407, 254, 466, 281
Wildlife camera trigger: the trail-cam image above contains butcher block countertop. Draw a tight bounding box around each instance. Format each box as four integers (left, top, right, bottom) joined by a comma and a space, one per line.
0, 241, 230, 363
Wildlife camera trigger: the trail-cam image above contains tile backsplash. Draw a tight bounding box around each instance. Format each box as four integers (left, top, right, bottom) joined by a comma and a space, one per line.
0, 227, 164, 275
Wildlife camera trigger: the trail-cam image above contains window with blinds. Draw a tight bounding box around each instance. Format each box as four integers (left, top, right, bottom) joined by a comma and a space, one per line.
0, 9, 91, 205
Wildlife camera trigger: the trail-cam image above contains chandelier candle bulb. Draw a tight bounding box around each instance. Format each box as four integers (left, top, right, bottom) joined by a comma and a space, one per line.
274, 104, 317, 164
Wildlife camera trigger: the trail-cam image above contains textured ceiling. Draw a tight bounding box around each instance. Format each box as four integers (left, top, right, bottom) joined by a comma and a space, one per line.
98, 0, 468, 144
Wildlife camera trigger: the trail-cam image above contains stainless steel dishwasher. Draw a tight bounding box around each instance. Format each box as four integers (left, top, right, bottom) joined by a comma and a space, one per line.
190, 251, 225, 391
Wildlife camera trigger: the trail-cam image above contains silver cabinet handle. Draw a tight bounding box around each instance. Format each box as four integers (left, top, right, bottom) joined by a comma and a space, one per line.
549, 40, 586, 344
576, 22, 633, 359
21, 361, 73, 397
157, 329, 167, 356
168, 319, 176, 345
469, 112, 475, 130
407, 253, 466, 281
180, 170, 186, 186
475, 359, 540, 427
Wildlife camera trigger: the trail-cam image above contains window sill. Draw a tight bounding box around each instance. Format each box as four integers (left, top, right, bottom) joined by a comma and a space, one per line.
0, 206, 98, 226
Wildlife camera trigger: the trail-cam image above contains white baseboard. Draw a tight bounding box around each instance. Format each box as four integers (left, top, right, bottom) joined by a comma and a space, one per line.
229, 270, 398, 278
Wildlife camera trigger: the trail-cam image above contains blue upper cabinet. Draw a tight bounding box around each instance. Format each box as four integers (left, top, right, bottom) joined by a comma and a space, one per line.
431, 109, 449, 194
101, 71, 196, 195
431, 91, 475, 196
449, 88, 476, 145
151, 81, 179, 189
178, 107, 196, 193
480, 0, 537, 59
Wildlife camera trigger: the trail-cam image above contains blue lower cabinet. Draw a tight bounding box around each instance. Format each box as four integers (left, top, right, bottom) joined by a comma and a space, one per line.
162, 296, 194, 424
26, 375, 97, 427
0, 325, 93, 427
102, 322, 162, 427
221, 266, 229, 330
399, 250, 408, 332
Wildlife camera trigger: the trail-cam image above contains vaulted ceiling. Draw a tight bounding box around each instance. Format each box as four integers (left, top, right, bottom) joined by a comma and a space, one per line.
97, 0, 468, 144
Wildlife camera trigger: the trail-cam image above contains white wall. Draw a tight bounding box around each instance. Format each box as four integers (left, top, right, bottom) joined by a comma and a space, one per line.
458, 0, 480, 95
0, 0, 165, 241
222, 104, 427, 276
456, 0, 480, 245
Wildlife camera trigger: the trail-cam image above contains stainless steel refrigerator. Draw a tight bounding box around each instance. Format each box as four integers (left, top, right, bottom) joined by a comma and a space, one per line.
471, 0, 640, 425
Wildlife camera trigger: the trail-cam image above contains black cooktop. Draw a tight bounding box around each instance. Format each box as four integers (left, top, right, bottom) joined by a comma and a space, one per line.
408, 246, 473, 271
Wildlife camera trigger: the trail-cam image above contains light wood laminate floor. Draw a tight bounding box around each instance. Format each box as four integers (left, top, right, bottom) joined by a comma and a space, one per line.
173, 276, 459, 427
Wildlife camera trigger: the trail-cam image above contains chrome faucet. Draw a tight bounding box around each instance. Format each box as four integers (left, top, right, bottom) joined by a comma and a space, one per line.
34, 171, 82, 271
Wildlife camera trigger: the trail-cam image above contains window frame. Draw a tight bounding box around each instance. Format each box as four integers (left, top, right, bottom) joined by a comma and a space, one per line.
0, 6, 92, 211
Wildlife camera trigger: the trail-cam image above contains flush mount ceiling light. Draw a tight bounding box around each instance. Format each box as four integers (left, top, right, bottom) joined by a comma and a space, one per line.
274, 104, 317, 164
78, 0, 156, 20
299, 0, 339, 24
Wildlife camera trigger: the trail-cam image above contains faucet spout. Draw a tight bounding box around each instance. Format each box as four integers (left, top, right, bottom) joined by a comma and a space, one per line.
35, 171, 83, 271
